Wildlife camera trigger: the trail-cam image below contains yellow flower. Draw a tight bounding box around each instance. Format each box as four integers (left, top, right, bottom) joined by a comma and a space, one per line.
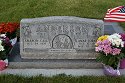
95, 43, 98, 46
97, 35, 109, 41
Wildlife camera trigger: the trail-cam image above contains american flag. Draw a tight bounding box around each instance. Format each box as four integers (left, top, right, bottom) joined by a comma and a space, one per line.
104, 6, 125, 22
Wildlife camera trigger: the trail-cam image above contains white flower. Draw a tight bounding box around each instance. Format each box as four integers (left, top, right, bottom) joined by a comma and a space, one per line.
0, 45, 4, 51
0, 40, 4, 51
114, 39, 122, 47
0, 40, 2, 45
121, 41, 124, 47
0, 34, 6, 38
108, 33, 124, 47
112, 33, 121, 38
108, 33, 121, 41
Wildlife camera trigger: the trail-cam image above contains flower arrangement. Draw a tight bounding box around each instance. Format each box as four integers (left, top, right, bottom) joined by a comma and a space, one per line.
0, 34, 12, 70
0, 22, 19, 70
95, 33, 125, 69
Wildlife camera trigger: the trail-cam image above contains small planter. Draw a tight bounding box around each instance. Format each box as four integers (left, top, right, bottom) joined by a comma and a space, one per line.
0, 60, 7, 71
120, 58, 125, 69
103, 65, 120, 76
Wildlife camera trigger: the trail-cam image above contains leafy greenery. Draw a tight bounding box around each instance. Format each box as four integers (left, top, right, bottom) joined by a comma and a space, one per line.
0, 74, 125, 83
96, 52, 124, 69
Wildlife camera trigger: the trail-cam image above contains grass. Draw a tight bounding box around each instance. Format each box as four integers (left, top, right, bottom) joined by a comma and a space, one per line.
120, 23, 125, 30
0, 74, 125, 83
0, 0, 125, 21
0, 0, 125, 28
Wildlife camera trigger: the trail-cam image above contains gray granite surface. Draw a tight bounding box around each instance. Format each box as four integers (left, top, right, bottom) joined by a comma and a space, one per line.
20, 16, 104, 59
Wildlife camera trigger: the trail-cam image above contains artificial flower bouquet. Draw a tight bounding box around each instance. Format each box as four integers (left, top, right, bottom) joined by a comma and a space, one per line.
95, 33, 125, 76
0, 22, 19, 70
0, 34, 12, 70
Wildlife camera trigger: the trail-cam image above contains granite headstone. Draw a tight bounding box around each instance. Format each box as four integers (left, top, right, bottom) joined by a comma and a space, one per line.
20, 16, 104, 59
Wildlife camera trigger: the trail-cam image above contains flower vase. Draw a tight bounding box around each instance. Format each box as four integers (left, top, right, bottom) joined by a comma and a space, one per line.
120, 58, 125, 69
103, 65, 120, 76
0, 59, 8, 71
10, 37, 17, 46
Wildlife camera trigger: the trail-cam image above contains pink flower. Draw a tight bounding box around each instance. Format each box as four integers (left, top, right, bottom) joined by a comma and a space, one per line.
95, 47, 102, 52
96, 41, 102, 46
103, 46, 112, 55
102, 39, 111, 45
112, 48, 121, 55
0, 60, 6, 71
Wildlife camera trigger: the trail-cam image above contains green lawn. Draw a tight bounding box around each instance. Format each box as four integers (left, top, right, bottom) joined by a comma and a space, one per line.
120, 23, 125, 30
0, 74, 125, 83
0, 0, 125, 21
1, 0, 125, 29
0, 0, 125, 28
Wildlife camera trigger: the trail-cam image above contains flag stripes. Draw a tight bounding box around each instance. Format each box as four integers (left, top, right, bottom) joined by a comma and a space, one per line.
104, 6, 125, 22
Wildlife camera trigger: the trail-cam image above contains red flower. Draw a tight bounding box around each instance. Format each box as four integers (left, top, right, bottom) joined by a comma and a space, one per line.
0, 23, 5, 33
0, 22, 20, 33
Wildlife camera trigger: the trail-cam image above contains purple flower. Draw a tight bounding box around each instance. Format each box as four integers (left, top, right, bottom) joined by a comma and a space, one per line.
120, 33, 125, 41
96, 40, 102, 46
102, 39, 111, 45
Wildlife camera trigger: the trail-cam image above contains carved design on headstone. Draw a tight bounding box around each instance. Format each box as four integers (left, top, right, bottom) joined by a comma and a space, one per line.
52, 34, 73, 49
92, 24, 102, 37
23, 26, 32, 38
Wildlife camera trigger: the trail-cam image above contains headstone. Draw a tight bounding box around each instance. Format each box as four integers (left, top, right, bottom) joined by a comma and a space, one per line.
20, 16, 104, 59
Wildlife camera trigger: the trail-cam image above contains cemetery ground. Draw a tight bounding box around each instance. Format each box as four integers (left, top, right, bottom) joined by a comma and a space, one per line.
0, 0, 125, 82
0, 0, 125, 29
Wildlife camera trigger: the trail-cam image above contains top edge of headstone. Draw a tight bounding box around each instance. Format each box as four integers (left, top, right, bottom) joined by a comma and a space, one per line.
20, 16, 103, 24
